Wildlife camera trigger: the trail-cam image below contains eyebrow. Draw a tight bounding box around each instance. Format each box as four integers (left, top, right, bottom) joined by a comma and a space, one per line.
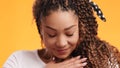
45, 26, 57, 31
64, 25, 76, 31
45, 25, 76, 31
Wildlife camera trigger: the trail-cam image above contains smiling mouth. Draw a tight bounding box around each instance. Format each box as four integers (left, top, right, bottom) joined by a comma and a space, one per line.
56, 48, 69, 55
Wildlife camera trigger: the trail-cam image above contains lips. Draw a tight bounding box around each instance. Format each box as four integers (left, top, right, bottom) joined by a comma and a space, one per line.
56, 48, 69, 55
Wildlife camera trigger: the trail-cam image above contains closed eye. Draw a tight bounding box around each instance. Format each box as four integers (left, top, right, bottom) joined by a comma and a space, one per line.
66, 33, 74, 36
47, 34, 56, 38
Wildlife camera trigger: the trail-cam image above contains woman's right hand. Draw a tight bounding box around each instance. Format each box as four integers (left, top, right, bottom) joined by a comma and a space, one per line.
45, 56, 87, 68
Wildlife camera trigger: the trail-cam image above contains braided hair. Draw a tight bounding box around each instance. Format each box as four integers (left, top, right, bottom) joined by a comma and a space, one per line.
33, 0, 120, 68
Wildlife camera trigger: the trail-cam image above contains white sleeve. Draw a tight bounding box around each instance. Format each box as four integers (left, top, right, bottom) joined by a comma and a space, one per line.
3, 52, 19, 68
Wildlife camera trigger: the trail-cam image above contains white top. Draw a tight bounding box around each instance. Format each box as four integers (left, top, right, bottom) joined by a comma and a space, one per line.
3, 50, 46, 68
3, 50, 119, 68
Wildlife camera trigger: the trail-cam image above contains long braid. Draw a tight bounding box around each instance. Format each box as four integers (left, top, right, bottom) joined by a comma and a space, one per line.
33, 0, 120, 68
70, 0, 120, 68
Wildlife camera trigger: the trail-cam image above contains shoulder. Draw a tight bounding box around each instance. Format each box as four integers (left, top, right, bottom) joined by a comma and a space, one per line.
7, 50, 37, 59
102, 41, 120, 67
3, 50, 41, 68
101, 41, 120, 57
10, 50, 39, 61
15, 50, 37, 56
102, 41, 120, 53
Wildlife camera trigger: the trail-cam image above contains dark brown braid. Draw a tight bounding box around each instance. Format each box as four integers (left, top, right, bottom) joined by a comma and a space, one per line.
32, 0, 120, 68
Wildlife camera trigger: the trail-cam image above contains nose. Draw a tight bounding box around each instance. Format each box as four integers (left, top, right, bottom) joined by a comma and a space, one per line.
56, 35, 68, 48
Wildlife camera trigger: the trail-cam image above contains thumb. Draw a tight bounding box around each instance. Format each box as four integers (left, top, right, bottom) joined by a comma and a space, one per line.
49, 60, 55, 64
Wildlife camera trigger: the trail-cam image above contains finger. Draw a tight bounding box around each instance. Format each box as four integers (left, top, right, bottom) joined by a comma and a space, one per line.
72, 57, 87, 65
71, 62, 87, 68
65, 58, 87, 68
61, 56, 81, 64
79, 62, 87, 67
79, 58, 87, 63
49, 60, 55, 64
75, 56, 81, 60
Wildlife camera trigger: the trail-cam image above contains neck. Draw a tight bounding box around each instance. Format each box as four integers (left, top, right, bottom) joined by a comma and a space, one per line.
54, 56, 72, 63
38, 49, 72, 63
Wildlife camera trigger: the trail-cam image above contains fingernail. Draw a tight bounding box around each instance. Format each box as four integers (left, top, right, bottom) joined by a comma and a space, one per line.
83, 58, 87, 60
76, 56, 80, 59
83, 62, 87, 65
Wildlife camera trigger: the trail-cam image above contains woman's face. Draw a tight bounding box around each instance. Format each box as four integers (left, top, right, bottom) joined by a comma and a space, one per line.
41, 10, 79, 59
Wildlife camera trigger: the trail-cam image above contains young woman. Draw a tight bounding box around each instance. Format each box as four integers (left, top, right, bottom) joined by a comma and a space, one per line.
3, 0, 120, 68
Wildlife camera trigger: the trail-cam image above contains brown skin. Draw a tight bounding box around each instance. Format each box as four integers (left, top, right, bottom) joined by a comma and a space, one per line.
45, 56, 87, 68
33, 0, 120, 67
38, 10, 87, 68
38, 50, 87, 68
41, 10, 79, 59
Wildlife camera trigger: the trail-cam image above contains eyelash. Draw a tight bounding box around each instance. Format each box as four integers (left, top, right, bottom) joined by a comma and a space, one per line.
47, 34, 56, 38
47, 33, 74, 38
66, 34, 74, 36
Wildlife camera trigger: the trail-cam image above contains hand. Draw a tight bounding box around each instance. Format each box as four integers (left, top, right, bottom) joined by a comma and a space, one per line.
45, 56, 87, 68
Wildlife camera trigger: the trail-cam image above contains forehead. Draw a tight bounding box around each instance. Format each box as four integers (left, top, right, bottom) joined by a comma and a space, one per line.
42, 10, 78, 29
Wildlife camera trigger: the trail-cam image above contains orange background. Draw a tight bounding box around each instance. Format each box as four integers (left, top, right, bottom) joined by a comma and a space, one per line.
0, 0, 120, 67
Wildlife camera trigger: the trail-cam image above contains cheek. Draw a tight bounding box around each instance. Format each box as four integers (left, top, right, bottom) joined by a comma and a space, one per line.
70, 31, 79, 44
68, 33, 79, 51
42, 35, 56, 49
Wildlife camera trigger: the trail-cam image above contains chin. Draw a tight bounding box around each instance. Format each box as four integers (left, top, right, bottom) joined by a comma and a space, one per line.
56, 54, 70, 59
